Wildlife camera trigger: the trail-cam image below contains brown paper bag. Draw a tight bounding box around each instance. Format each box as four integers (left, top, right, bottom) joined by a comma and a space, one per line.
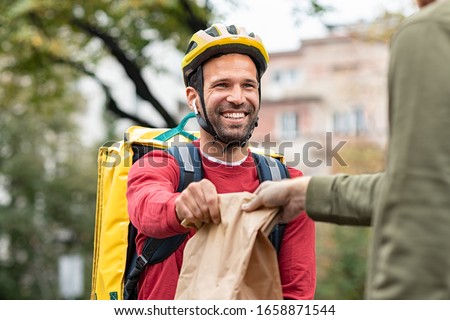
175, 192, 283, 300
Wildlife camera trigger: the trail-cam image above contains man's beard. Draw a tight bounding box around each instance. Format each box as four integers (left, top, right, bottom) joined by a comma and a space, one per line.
206, 103, 258, 146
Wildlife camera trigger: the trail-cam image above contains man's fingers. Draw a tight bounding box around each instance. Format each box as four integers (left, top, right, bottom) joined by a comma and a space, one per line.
200, 180, 220, 224
182, 179, 220, 224
204, 190, 220, 224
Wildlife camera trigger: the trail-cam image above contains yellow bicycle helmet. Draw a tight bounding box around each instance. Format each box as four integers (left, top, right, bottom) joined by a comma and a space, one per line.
181, 23, 269, 86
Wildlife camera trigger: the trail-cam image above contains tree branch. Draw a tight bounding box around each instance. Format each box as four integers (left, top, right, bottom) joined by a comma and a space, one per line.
26, 12, 157, 128
51, 57, 157, 128
71, 18, 177, 127
177, 0, 209, 32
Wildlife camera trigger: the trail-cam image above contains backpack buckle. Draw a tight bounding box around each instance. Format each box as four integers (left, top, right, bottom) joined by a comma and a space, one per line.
135, 255, 148, 271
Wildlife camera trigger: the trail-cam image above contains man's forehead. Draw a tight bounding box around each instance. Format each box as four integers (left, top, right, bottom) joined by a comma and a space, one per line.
203, 53, 256, 68
202, 53, 258, 78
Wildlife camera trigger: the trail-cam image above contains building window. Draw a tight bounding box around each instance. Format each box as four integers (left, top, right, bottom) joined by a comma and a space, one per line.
354, 107, 366, 136
333, 106, 366, 136
279, 112, 298, 139
333, 112, 345, 134
271, 68, 301, 86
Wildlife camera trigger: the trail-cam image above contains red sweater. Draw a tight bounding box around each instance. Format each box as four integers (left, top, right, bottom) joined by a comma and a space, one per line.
126, 143, 316, 300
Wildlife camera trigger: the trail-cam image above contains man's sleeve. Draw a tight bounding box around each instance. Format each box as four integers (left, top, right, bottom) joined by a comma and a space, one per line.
126, 150, 188, 238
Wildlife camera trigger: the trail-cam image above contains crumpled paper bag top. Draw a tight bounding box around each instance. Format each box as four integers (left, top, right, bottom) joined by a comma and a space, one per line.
175, 192, 283, 300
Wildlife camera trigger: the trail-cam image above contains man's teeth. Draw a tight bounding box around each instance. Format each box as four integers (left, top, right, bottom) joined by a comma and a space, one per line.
223, 112, 245, 119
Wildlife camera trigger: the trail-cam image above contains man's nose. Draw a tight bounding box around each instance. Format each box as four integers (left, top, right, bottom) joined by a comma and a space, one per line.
226, 85, 245, 105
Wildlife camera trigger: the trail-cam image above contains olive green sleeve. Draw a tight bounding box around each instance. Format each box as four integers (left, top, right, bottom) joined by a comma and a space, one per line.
305, 173, 384, 226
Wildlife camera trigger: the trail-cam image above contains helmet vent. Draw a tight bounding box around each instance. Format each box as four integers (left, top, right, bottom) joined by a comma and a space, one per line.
227, 25, 238, 35
185, 41, 198, 54
205, 25, 220, 37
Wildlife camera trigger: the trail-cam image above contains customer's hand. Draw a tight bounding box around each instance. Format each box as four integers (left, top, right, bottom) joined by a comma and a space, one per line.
242, 177, 311, 223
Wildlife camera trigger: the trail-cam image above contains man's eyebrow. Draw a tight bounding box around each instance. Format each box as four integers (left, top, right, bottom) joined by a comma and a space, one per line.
208, 77, 258, 85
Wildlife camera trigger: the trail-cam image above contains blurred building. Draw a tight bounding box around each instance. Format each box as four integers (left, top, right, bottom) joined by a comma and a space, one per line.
253, 26, 390, 175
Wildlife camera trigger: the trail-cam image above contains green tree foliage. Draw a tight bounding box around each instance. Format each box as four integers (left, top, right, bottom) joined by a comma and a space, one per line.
0, 60, 98, 298
315, 224, 370, 299
0, 0, 213, 128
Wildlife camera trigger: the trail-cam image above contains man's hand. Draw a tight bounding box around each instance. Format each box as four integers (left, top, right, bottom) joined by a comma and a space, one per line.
175, 179, 220, 225
241, 177, 311, 223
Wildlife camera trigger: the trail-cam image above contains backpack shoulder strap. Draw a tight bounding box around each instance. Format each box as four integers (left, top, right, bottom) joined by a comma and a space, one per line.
252, 152, 290, 254
252, 152, 290, 181
124, 143, 202, 299
167, 143, 203, 191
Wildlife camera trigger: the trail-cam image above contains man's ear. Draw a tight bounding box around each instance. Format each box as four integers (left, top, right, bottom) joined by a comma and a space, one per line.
186, 87, 198, 112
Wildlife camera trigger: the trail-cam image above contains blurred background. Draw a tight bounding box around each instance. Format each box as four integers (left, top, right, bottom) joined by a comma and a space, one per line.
0, 0, 416, 299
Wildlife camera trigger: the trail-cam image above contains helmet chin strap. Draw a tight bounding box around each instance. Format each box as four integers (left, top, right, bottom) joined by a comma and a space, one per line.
193, 66, 220, 142
241, 116, 258, 147
193, 98, 219, 141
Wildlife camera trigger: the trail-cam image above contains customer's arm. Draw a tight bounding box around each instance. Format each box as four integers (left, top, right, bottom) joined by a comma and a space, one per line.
306, 173, 383, 226
243, 172, 383, 226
